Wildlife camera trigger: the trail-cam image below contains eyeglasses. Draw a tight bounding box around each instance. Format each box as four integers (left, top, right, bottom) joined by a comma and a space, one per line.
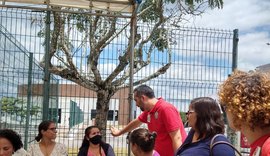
186, 110, 195, 116
48, 127, 57, 131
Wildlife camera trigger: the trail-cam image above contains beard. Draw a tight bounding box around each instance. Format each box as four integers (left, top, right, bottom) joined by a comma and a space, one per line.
140, 106, 144, 111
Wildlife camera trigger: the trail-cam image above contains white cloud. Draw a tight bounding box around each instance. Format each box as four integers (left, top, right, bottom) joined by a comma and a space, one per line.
238, 32, 270, 71
187, 0, 270, 71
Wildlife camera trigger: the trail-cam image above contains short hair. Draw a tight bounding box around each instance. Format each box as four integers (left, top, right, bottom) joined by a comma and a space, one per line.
218, 70, 270, 130
133, 85, 155, 98
190, 97, 224, 139
0, 129, 23, 152
129, 128, 157, 153
35, 120, 55, 141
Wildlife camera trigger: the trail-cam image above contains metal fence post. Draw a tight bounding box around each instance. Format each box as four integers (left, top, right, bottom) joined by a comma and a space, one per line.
24, 52, 33, 149
42, 10, 51, 120
128, 3, 137, 156
232, 29, 239, 71
227, 28, 239, 150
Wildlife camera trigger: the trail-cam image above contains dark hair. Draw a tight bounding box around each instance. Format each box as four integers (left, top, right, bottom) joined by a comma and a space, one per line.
129, 128, 157, 153
133, 85, 155, 98
35, 120, 55, 141
190, 97, 224, 140
79, 126, 104, 150
0, 129, 23, 152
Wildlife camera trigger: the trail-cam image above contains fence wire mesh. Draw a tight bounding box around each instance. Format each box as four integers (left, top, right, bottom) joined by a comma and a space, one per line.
0, 7, 237, 155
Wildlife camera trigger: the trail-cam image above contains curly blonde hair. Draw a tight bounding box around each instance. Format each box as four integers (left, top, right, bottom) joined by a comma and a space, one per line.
218, 70, 270, 130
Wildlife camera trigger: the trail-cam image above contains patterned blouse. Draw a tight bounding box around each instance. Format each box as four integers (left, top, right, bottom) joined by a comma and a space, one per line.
28, 142, 68, 156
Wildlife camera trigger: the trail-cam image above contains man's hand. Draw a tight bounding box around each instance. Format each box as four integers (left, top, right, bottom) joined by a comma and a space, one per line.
110, 126, 122, 137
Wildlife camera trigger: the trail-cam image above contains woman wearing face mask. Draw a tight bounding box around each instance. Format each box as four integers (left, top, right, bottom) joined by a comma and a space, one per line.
78, 126, 115, 156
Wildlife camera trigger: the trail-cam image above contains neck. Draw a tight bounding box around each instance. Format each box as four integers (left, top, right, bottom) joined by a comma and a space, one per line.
40, 138, 54, 145
193, 130, 205, 141
147, 98, 159, 111
241, 126, 270, 144
89, 143, 100, 149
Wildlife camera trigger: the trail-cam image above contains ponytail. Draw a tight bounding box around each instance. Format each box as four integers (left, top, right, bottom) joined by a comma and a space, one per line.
35, 133, 42, 142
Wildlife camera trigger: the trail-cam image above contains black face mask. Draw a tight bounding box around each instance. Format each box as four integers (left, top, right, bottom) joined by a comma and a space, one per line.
89, 135, 102, 145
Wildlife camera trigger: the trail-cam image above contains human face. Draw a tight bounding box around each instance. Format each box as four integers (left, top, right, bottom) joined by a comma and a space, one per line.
133, 92, 145, 111
0, 137, 14, 156
42, 123, 57, 140
186, 106, 196, 129
88, 128, 101, 139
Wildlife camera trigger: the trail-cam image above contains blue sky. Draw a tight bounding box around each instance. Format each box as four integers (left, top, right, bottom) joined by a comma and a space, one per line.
186, 0, 270, 71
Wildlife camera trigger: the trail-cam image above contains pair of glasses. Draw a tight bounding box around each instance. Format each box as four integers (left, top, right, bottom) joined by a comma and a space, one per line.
48, 127, 57, 131
185, 110, 195, 116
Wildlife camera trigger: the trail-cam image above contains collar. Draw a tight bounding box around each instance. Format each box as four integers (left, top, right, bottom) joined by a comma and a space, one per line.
250, 133, 270, 149
148, 97, 163, 114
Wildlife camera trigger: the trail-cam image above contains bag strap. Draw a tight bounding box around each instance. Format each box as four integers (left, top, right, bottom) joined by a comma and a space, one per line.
210, 134, 242, 156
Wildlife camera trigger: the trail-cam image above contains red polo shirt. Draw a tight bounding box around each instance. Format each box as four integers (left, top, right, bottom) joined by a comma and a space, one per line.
138, 98, 187, 156
250, 133, 270, 156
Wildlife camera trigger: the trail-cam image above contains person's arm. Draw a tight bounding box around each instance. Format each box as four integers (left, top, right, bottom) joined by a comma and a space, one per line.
169, 129, 182, 153
110, 118, 142, 137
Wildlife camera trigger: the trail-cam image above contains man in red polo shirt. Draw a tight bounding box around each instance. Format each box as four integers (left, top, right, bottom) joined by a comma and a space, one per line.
111, 85, 187, 156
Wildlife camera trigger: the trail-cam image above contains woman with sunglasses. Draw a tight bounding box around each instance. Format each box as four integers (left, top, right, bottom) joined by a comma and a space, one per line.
28, 120, 67, 156
175, 97, 235, 156
78, 126, 115, 156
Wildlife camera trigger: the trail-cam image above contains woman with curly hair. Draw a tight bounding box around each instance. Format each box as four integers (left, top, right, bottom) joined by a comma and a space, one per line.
0, 129, 24, 156
175, 97, 235, 156
219, 70, 270, 156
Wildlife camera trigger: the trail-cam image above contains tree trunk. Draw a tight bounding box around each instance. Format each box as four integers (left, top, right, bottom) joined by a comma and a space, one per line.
95, 89, 114, 140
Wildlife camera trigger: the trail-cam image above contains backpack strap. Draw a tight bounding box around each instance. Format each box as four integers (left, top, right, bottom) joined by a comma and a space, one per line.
210, 134, 242, 156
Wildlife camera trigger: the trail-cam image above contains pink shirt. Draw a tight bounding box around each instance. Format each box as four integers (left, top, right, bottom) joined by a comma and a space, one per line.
87, 148, 105, 156
139, 98, 187, 156
153, 150, 160, 156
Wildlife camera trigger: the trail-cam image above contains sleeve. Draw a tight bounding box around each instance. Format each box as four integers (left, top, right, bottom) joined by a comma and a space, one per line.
138, 111, 148, 123
211, 136, 236, 156
107, 144, 116, 156
161, 106, 181, 132
13, 148, 30, 156
27, 144, 35, 156
262, 137, 270, 156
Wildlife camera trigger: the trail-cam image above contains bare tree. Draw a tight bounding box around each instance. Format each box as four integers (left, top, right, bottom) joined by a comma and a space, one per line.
39, 0, 223, 136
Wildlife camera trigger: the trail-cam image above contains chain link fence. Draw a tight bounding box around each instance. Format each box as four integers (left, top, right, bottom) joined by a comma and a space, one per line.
0, 7, 238, 155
